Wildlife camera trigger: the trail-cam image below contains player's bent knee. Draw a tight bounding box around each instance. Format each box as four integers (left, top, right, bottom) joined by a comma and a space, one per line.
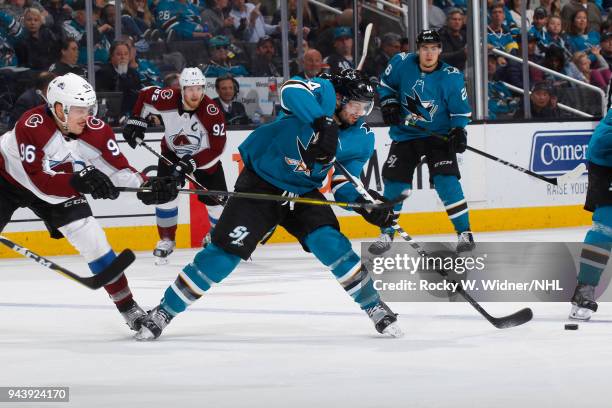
58, 217, 112, 262
187, 243, 241, 285
305, 226, 354, 266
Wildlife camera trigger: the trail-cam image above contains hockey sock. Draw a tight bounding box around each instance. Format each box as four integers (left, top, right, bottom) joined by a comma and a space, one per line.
207, 204, 223, 231
306, 226, 380, 310
578, 206, 612, 286
160, 243, 241, 315
383, 178, 411, 213
432, 174, 470, 233
156, 206, 178, 241
89, 250, 134, 312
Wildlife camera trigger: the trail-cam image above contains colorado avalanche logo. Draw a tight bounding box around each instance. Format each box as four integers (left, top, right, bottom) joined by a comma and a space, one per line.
168, 132, 202, 156
402, 79, 438, 124
25, 114, 43, 128
207, 103, 219, 115
160, 89, 173, 99
86, 116, 104, 130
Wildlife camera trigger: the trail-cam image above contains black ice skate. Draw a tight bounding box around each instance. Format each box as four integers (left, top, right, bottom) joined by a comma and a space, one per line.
569, 283, 598, 321
368, 228, 395, 255
365, 300, 403, 337
135, 306, 174, 341
119, 299, 147, 331
456, 231, 475, 254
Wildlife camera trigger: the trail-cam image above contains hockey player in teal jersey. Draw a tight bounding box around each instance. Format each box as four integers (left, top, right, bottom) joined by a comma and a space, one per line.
371, 29, 474, 255
135, 69, 403, 340
569, 109, 612, 321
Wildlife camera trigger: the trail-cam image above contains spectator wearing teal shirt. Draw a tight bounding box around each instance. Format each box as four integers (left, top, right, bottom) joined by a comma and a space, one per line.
202, 35, 249, 77
565, 9, 600, 63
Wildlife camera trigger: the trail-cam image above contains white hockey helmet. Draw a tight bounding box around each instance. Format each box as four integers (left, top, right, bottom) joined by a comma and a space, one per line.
47, 73, 97, 130
179, 67, 206, 88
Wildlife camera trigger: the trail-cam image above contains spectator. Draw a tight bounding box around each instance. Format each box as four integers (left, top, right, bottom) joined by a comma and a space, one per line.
249, 35, 280, 76
202, 35, 249, 77
601, 31, 612, 66
49, 38, 86, 77
156, 0, 212, 41
400, 36, 410, 53
323, 26, 354, 74
546, 15, 571, 57
536, 0, 561, 17
314, 8, 353, 58
364, 32, 400, 78
272, 0, 317, 37
43, 0, 72, 36
440, 7, 467, 71
0, 9, 24, 68
295, 48, 323, 79
201, 0, 235, 37
529, 7, 549, 57
428, 0, 446, 29
514, 80, 563, 118
9, 71, 55, 126
126, 36, 162, 87
488, 4, 519, 57
487, 53, 519, 119
507, 0, 534, 29
96, 40, 142, 116
122, 0, 156, 38
565, 9, 601, 63
63, 0, 112, 64
542, 45, 570, 86
527, 33, 545, 82
230, 0, 278, 44
214, 74, 249, 124
561, 0, 601, 33
569, 49, 611, 90
15, 8, 61, 70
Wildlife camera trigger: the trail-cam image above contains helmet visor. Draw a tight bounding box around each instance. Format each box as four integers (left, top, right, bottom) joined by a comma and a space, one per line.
69, 103, 98, 118
344, 99, 374, 117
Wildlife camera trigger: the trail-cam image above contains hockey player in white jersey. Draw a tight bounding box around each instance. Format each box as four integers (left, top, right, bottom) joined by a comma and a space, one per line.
123, 67, 228, 265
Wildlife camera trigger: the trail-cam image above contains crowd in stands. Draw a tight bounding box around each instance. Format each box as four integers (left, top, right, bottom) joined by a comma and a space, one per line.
0, 0, 610, 129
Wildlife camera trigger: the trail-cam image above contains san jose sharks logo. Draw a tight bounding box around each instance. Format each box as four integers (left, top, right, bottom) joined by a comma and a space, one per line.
402, 79, 438, 125
285, 137, 315, 176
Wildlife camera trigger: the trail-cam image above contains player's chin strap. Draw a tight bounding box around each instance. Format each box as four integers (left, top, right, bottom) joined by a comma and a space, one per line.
333, 161, 534, 329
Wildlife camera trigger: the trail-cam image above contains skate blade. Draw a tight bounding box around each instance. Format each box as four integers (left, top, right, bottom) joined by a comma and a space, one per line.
569, 308, 592, 321
134, 326, 156, 341
382, 322, 404, 338
154, 256, 169, 266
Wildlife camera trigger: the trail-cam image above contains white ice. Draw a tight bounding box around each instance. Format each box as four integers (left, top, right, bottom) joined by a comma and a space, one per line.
1, 226, 610, 408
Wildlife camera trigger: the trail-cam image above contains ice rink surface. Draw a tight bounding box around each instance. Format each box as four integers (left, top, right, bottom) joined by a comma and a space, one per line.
1, 226, 610, 408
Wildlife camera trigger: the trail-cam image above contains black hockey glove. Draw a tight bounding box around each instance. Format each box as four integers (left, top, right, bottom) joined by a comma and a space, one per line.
308, 116, 339, 165
172, 154, 197, 185
123, 116, 147, 149
380, 97, 402, 126
355, 189, 398, 229
137, 176, 179, 205
70, 166, 119, 200
447, 127, 467, 154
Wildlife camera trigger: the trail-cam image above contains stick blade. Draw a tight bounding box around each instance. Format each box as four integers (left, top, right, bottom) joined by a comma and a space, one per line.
81, 249, 136, 289
490, 307, 533, 329
555, 163, 587, 185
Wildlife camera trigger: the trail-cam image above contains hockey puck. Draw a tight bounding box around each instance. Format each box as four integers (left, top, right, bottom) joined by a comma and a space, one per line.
565, 323, 579, 330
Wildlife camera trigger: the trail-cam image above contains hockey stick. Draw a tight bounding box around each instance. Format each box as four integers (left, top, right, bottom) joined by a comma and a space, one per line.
117, 186, 408, 210
333, 163, 533, 329
406, 123, 586, 186
134, 137, 226, 206
356, 23, 373, 71
0, 236, 136, 290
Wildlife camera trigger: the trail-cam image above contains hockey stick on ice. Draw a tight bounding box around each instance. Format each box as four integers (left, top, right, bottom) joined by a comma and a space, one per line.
357, 23, 373, 71
117, 186, 408, 210
406, 123, 586, 186
333, 163, 533, 329
134, 137, 226, 206
0, 236, 135, 290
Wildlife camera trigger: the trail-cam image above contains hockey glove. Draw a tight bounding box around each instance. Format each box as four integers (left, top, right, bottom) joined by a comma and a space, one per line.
380, 97, 402, 126
172, 154, 197, 185
123, 116, 147, 149
355, 189, 398, 228
308, 116, 339, 165
447, 127, 467, 154
70, 166, 119, 200
137, 176, 179, 205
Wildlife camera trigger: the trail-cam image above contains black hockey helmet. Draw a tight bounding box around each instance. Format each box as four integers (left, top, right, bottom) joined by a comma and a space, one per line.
323, 69, 376, 116
416, 29, 441, 47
